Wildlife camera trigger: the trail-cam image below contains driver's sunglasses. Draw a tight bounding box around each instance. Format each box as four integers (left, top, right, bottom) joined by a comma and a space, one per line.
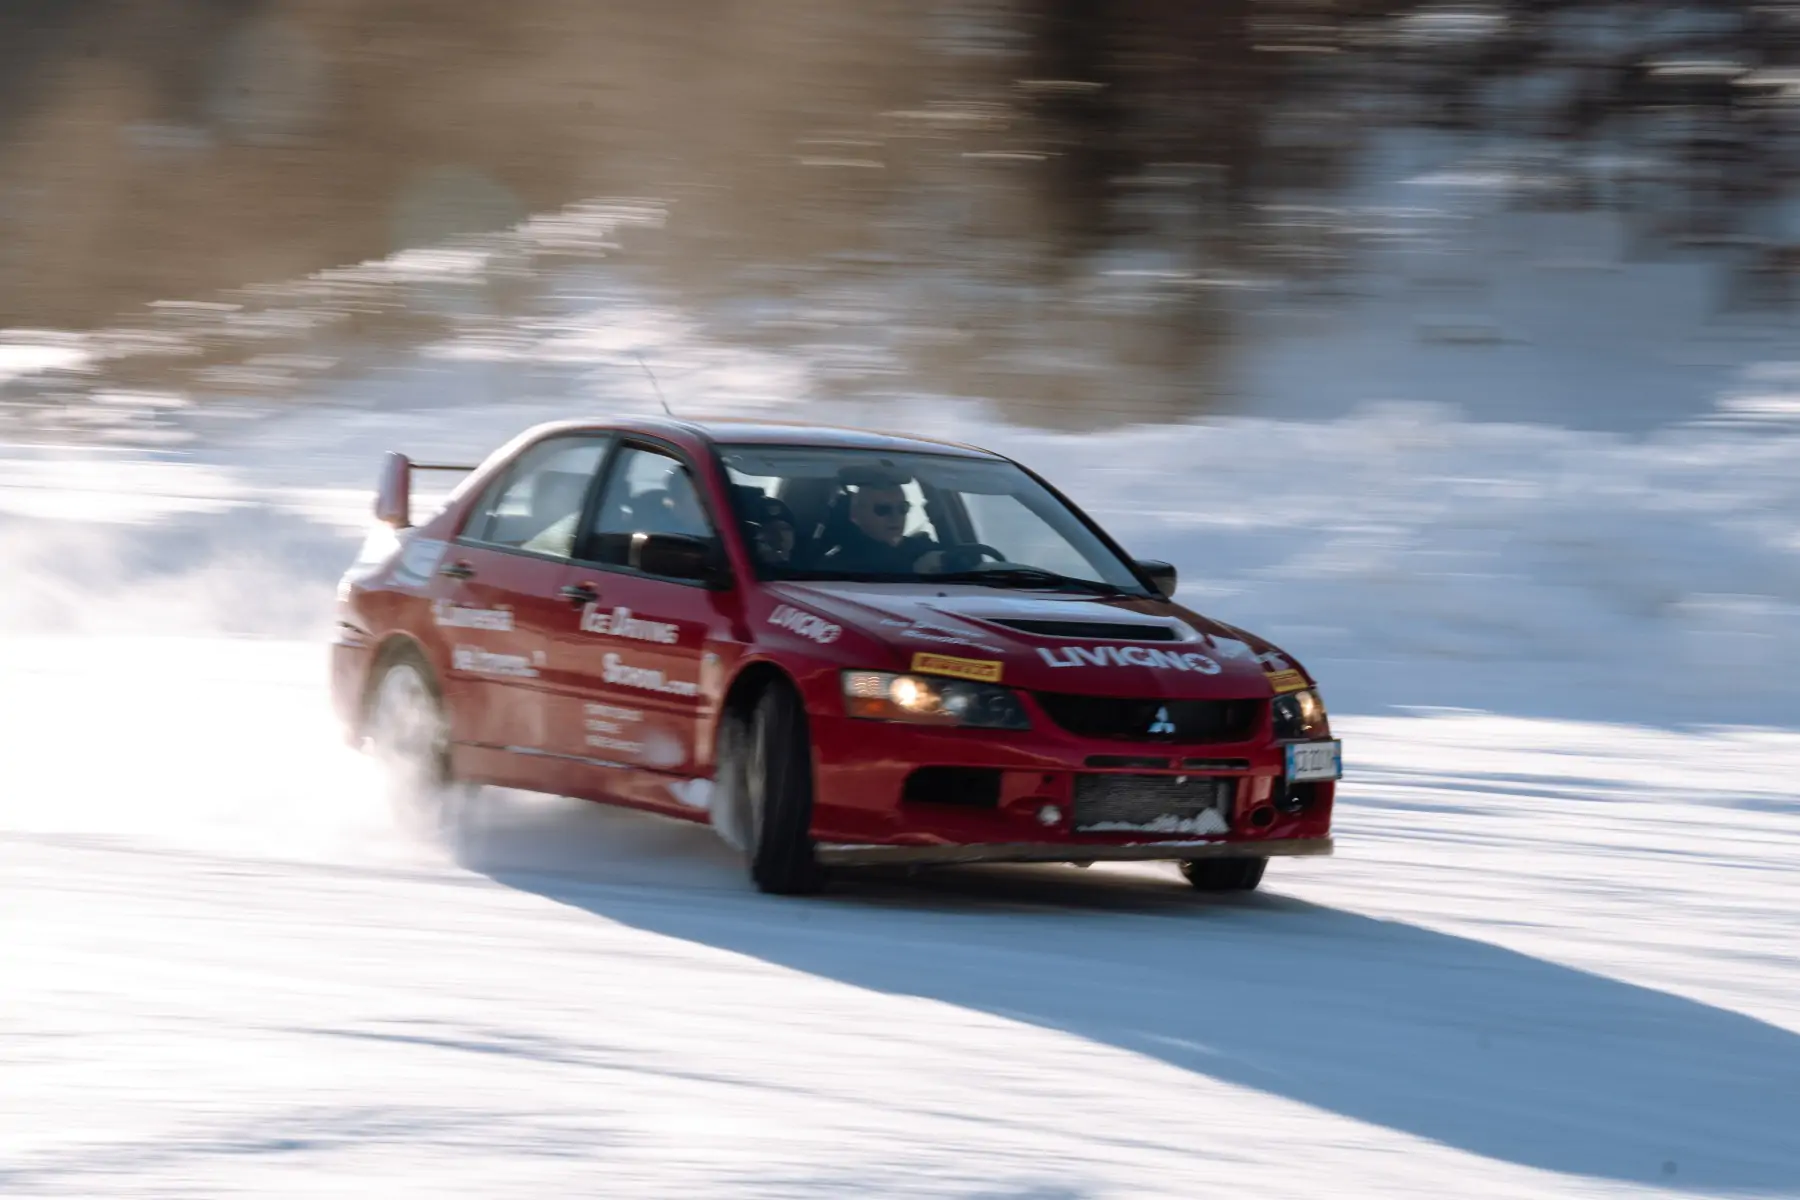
872, 501, 911, 517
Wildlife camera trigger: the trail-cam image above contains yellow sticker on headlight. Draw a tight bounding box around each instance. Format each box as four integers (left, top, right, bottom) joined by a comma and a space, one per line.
910, 652, 1004, 684
1265, 668, 1309, 694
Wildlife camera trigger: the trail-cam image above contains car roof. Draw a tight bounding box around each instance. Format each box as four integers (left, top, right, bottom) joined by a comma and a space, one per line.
515, 415, 1006, 460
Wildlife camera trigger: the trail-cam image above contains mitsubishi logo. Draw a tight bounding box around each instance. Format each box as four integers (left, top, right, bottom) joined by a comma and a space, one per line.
1148, 706, 1177, 735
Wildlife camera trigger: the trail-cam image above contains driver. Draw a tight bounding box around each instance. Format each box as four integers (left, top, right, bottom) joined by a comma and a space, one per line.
821, 481, 945, 574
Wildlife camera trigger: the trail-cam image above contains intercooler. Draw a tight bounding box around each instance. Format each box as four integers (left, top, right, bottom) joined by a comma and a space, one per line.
1071, 774, 1234, 835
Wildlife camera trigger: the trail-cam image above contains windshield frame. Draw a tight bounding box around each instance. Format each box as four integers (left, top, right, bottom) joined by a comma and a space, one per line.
705, 440, 1159, 596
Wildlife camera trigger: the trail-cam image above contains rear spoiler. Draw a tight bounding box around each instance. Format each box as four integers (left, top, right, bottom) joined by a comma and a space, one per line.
374, 450, 477, 528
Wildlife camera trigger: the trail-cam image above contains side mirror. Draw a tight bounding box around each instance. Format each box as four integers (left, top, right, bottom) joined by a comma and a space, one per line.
1136, 558, 1178, 599
635, 532, 730, 586
374, 451, 412, 528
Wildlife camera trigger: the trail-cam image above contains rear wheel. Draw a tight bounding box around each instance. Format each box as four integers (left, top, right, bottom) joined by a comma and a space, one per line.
741, 683, 826, 896
1179, 856, 1267, 892
365, 648, 473, 835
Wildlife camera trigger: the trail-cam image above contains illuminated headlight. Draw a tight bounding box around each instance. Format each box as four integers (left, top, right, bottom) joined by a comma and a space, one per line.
841, 671, 1030, 730
1272, 688, 1330, 740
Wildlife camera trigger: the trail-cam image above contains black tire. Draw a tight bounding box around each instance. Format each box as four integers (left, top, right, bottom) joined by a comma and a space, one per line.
744, 683, 827, 895
1179, 856, 1267, 892
709, 704, 755, 854
364, 644, 475, 836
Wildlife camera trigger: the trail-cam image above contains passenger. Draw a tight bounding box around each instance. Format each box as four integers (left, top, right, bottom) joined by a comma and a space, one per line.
728, 485, 793, 566
748, 496, 799, 565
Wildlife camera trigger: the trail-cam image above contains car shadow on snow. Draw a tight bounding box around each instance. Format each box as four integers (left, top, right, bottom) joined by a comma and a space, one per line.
455, 802, 1800, 1195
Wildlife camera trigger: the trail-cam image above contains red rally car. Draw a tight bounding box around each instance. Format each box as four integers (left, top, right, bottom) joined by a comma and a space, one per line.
331, 417, 1341, 895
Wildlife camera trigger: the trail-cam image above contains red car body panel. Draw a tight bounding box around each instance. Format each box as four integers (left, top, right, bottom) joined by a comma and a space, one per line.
330, 417, 1337, 867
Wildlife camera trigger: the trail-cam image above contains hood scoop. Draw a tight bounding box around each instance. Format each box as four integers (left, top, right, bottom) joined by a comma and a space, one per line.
914, 595, 1204, 644
988, 618, 1180, 641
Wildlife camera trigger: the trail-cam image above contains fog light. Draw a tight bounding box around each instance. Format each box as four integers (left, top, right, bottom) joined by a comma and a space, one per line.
1037, 804, 1062, 827
1274, 782, 1313, 815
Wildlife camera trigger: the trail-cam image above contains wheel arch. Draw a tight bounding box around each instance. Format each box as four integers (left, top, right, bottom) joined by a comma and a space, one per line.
718, 658, 801, 731
715, 658, 825, 894
705, 657, 808, 858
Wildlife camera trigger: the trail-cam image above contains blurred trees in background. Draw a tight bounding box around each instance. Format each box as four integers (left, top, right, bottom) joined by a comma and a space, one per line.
2, 0, 1797, 419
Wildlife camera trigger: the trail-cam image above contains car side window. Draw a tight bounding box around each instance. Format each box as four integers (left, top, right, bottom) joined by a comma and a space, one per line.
463, 436, 609, 557
582, 445, 717, 569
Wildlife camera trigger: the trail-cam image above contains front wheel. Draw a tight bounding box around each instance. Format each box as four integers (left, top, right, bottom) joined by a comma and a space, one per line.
1179, 857, 1267, 892
740, 684, 827, 895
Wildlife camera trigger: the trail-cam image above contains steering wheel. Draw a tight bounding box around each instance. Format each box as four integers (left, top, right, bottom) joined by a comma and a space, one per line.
934, 543, 1008, 573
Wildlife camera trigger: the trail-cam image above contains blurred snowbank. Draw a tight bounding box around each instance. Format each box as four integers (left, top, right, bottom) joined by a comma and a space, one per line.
4, 378, 1795, 727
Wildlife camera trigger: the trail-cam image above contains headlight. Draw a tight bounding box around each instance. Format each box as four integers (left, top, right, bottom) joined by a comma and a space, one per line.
841, 670, 1031, 730
1272, 688, 1330, 740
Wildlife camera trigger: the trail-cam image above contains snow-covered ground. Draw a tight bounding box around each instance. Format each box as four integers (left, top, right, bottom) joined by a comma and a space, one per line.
3, 637, 1799, 1198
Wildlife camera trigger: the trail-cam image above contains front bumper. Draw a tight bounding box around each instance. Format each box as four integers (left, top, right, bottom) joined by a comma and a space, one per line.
806, 706, 1336, 851
816, 835, 1334, 868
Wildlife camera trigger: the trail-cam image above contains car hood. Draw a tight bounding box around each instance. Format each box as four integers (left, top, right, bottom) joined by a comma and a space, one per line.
766, 581, 1303, 699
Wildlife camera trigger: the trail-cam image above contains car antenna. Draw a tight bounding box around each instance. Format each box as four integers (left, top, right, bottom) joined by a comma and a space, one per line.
634, 353, 675, 418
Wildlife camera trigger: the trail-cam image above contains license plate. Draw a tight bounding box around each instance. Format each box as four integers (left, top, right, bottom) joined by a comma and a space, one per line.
1285, 739, 1342, 783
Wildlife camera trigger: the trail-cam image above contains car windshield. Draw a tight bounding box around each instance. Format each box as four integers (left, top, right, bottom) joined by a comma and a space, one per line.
716, 444, 1150, 594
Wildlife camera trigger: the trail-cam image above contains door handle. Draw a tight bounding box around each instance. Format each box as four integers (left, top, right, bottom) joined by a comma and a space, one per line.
439, 560, 475, 580
560, 581, 600, 606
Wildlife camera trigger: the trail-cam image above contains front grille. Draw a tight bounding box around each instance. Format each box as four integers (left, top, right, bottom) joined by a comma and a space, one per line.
1036, 693, 1260, 743
991, 619, 1179, 640
1072, 775, 1233, 835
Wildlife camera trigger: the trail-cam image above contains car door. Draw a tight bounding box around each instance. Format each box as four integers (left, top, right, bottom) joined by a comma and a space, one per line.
432, 432, 611, 758
546, 441, 731, 782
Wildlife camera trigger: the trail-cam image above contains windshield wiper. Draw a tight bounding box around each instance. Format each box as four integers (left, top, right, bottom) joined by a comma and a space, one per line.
930, 566, 1135, 596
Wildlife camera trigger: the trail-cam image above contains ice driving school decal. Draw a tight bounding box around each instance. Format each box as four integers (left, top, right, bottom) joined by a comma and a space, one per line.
579, 604, 680, 644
